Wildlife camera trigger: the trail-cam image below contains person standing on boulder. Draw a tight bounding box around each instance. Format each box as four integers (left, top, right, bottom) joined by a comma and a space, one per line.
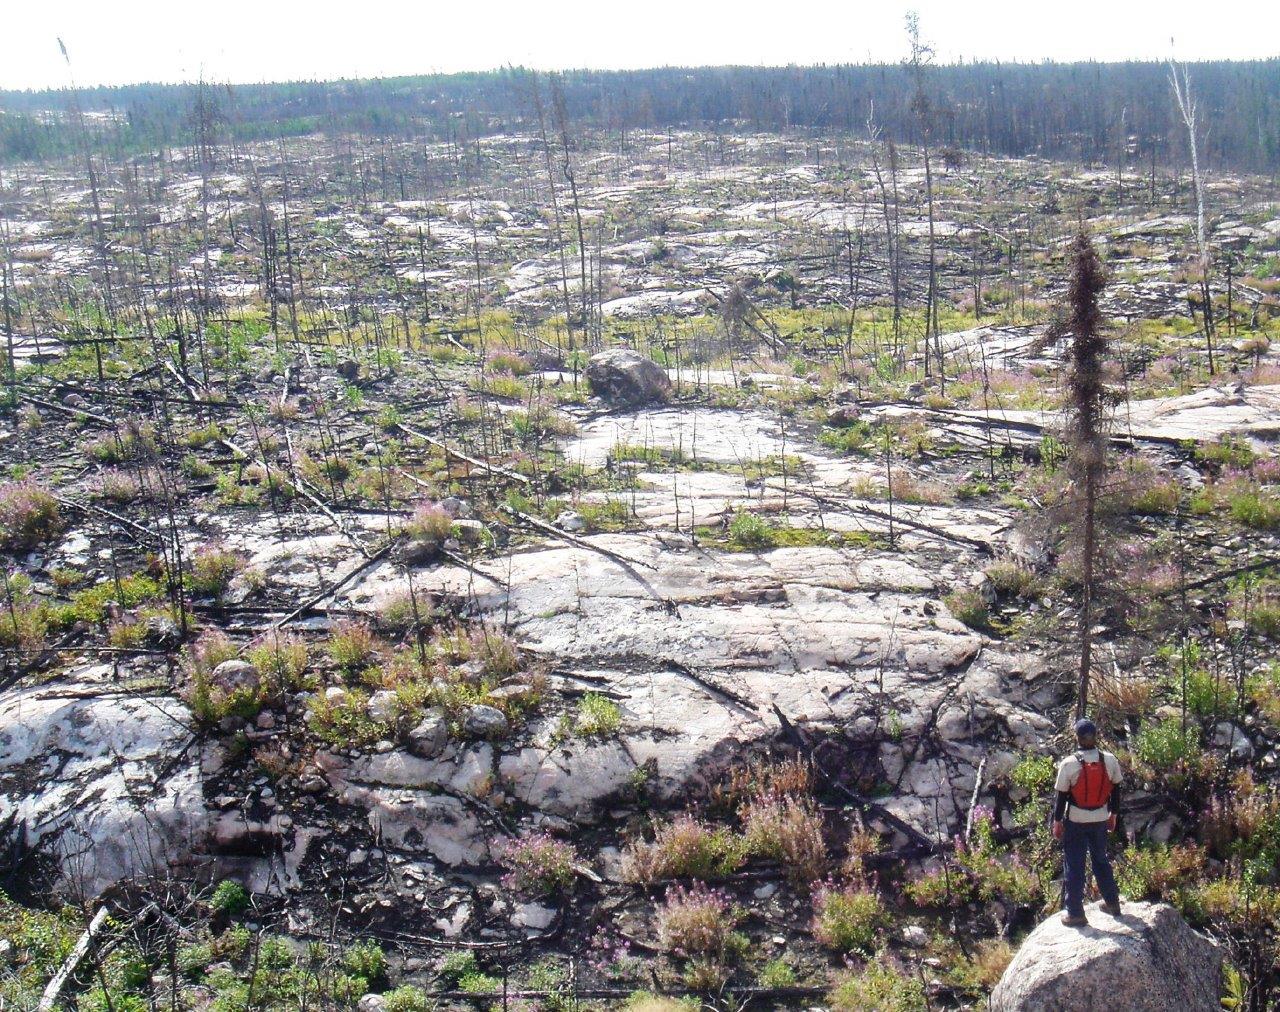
1052, 717, 1123, 925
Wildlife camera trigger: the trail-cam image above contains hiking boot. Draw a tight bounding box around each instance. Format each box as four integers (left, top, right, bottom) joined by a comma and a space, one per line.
1101, 900, 1122, 917
1062, 912, 1088, 927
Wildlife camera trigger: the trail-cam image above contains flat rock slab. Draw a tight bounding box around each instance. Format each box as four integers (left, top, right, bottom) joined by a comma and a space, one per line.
956, 383, 1280, 444
0, 685, 206, 897
341, 535, 980, 678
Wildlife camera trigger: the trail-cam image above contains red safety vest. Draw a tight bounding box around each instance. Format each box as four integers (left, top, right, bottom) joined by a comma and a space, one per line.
1069, 752, 1113, 811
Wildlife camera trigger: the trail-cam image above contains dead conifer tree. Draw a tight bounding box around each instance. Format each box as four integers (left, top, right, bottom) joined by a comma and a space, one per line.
906, 11, 945, 390
1064, 233, 1108, 718
550, 76, 591, 359
1169, 55, 1216, 375
529, 73, 576, 379
1, 212, 16, 405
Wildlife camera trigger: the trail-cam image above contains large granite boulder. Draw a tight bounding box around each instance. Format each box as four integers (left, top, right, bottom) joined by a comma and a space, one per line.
585, 349, 670, 405
990, 901, 1222, 1012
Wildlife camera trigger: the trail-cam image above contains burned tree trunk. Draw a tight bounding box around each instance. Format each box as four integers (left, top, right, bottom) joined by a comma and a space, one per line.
1063, 232, 1108, 718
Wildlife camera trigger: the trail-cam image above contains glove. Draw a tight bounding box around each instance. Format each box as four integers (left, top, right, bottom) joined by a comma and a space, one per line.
1052, 819, 1064, 840
1108, 814, 1117, 832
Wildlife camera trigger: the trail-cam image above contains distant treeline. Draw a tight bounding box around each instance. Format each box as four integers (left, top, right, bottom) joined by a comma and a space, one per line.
3, 61, 1280, 171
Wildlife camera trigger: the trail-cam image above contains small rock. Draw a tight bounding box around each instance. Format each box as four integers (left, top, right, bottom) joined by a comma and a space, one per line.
324, 686, 349, 705
1152, 813, 1177, 849
969, 570, 997, 606
753, 882, 778, 900
511, 902, 556, 930
62, 393, 88, 409
362, 442, 380, 456
298, 774, 327, 794
144, 614, 182, 648
336, 360, 360, 381
367, 690, 401, 725
401, 538, 440, 566
487, 684, 537, 704
440, 496, 472, 518
255, 711, 275, 730
357, 995, 385, 1012
463, 704, 509, 738
846, 715, 878, 741
407, 710, 448, 758
436, 903, 471, 937
902, 924, 929, 948
211, 660, 260, 695
451, 518, 488, 545
1212, 721, 1253, 760
826, 403, 862, 426
555, 511, 586, 533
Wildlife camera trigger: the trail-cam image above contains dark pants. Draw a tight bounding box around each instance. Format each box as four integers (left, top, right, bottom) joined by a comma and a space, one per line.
1063, 820, 1119, 916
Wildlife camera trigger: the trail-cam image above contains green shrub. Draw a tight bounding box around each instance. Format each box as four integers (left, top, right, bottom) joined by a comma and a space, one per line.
812, 885, 885, 954
576, 498, 632, 532
1249, 663, 1280, 724
1133, 719, 1204, 772
828, 963, 926, 1011
904, 865, 972, 908
622, 816, 747, 882
729, 509, 773, 549
984, 561, 1042, 598
1011, 753, 1057, 796
742, 796, 827, 884
0, 481, 62, 554
1195, 437, 1255, 471
382, 985, 433, 1012
54, 573, 164, 628
485, 374, 530, 400
0, 587, 48, 652
757, 958, 797, 988
327, 620, 380, 673
1116, 844, 1204, 901
307, 688, 386, 748
210, 880, 248, 915
175, 942, 213, 978
945, 588, 991, 631
820, 420, 876, 454
1171, 667, 1235, 717
342, 940, 386, 983
187, 547, 246, 599
573, 692, 622, 737
1228, 488, 1280, 530
438, 950, 479, 985
655, 883, 743, 958
622, 993, 698, 1011
458, 970, 502, 994
246, 633, 309, 691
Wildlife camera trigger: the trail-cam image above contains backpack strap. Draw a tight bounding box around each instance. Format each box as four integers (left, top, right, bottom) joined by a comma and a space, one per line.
1066, 752, 1082, 818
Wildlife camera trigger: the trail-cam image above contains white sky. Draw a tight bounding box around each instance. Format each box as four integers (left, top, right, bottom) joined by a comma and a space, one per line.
2, 0, 1278, 91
